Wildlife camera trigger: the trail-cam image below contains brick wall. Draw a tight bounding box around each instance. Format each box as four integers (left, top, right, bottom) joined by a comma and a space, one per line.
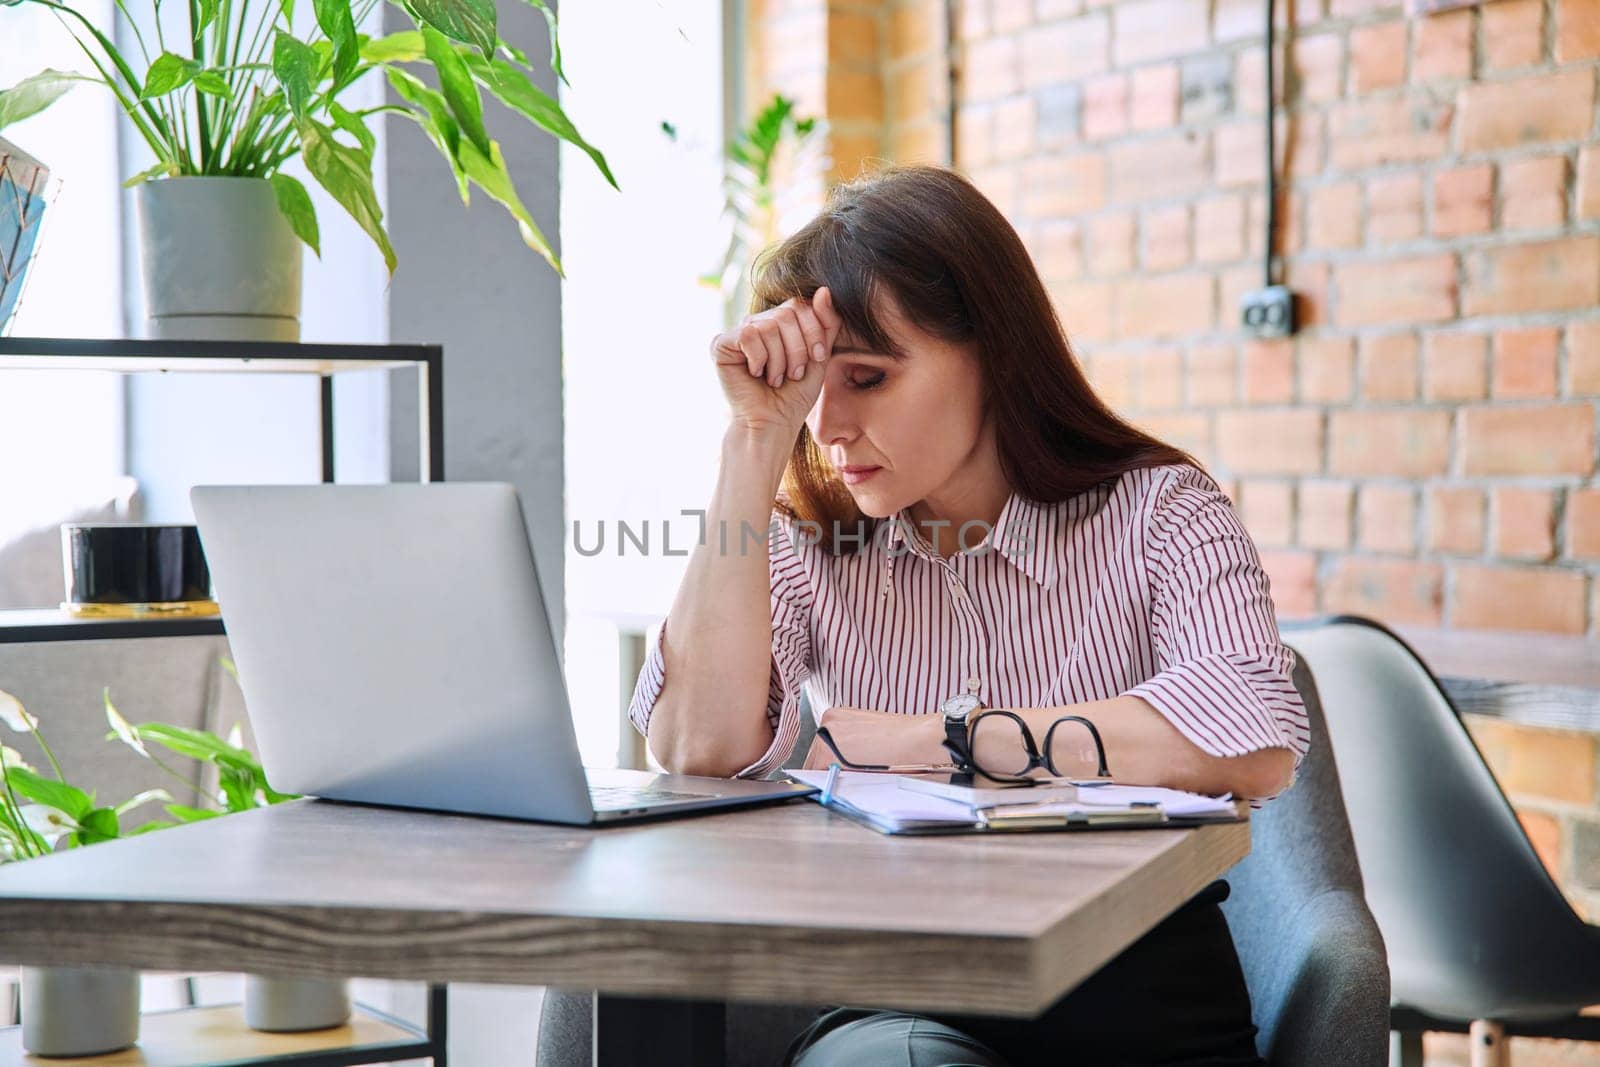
747, 0, 1600, 638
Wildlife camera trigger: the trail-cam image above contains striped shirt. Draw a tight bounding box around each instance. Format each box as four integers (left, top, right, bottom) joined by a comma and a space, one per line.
628, 463, 1310, 791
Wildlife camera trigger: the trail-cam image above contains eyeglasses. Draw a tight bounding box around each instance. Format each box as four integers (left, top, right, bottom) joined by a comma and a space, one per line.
941, 711, 1111, 787
812, 711, 1111, 787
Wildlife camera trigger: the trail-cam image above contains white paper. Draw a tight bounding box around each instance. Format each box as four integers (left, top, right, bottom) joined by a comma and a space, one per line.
785, 769, 980, 829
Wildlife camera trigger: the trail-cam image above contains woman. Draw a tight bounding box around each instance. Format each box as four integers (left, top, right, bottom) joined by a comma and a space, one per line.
628, 164, 1308, 1066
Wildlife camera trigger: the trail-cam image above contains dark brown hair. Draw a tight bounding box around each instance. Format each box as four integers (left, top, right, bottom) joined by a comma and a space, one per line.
750, 163, 1195, 553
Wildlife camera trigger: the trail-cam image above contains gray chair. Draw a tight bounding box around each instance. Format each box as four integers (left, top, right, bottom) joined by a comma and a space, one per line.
538, 662, 1391, 1066
1285, 616, 1600, 1065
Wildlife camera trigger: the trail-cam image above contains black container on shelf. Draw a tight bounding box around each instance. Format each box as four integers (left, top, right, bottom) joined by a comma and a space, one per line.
60, 523, 218, 618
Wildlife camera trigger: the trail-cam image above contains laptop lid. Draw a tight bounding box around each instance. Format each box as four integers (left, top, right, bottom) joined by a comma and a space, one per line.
190, 483, 597, 825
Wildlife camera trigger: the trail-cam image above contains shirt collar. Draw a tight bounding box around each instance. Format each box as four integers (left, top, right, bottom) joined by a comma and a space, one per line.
879, 490, 1057, 593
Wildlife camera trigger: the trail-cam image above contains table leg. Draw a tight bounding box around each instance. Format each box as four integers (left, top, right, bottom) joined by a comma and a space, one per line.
592, 993, 725, 1067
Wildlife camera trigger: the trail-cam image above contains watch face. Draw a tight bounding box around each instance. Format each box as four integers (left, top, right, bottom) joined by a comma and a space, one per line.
942, 694, 981, 720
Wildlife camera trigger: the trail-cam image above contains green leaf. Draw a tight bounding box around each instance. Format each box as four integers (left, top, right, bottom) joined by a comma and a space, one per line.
361, 30, 425, 63
328, 101, 374, 156
218, 766, 254, 811
163, 803, 221, 823
72, 807, 120, 846
196, 0, 220, 33
130, 819, 175, 834
422, 26, 489, 158
0, 69, 90, 131
122, 160, 181, 187
142, 52, 199, 98
404, 0, 496, 58
314, 0, 360, 84
459, 137, 562, 276
385, 67, 466, 203
115, 788, 172, 817
269, 172, 321, 256
273, 31, 318, 122
463, 53, 617, 190
514, 0, 566, 88
104, 691, 148, 757
128, 722, 254, 768
192, 70, 233, 98
5, 768, 92, 821
299, 117, 397, 274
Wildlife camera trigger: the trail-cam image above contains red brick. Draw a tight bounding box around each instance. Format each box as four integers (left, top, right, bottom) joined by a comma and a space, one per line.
957, 106, 995, 167
991, 96, 1037, 161
1413, 9, 1473, 82
1112, 0, 1208, 66
1462, 237, 1600, 317
1259, 550, 1318, 618
1110, 132, 1210, 203
1482, 0, 1544, 70
1087, 350, 1136, 409
990, 0, 1032, 33
1466, 717, 1598, 804
1308, 181, 1363, 249
1492, 326, 1560, 399
1216, 117, 1322, 186
1087, 211, 1135, 275
1298, 480, 1354, 550
1232, 45, 1280, 116
1330, 409, 1452, 476
1328, 0, 1400, 18
1429, 485, 1486, 554
1461, 404, 1597, 476
1334, 255, 1457, 327
1135, 345, 1185, 409
1300, 335, 1356, 403
1141, 205, 1191, 272
1194, 195, 1246, 264
1432, 164, 1493, 238
1329, 96, 1452, 170
1130, 64, 1180, 131
1289, 261, 1332, 330
1557, 0, 1600, 60
1423, 330, 1489, 401
828, 69, 885, 124
1570, 319, 1600, 394
968, 36, 1022, 101
1291, 33, 1344, 103
1049, 278, 1114, 344
892, 3, 942, 56
830, 10, 879, 65
1243, 340, 1295, 404
1116, 273, 1214, 339
1566, 488, 1600, 559
1083, 72, 1130, 141
1493, 486, 1558, 561
1240, 479, 1295, 546
1359, 483, 1417, 553
1580, 146, 1600, 221
1367, 171, 1425, 245
1349, 21, 1408, 94
1217, 410, 1324, 474
1021, 15, 1110, 88
1325, 558, 1444, 626
1032, 219, 1084, 280
1458, 70, 1594, 152
1136, 411, 1211, 455
957, 0, 989, 41
1360, 332, 1420, 402
1519, 809, 1564, 881
1452, 563, 1588, 635
1022, 154, 1107, 216
1501, 156, 1568, 231
1187, 343, 1237, 405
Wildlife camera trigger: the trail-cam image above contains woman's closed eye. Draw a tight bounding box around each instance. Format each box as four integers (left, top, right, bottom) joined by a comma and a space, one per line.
848, 370, 887, 390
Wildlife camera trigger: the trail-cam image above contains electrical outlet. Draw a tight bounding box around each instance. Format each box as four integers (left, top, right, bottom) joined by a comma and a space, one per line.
1240, 285, 1297, 340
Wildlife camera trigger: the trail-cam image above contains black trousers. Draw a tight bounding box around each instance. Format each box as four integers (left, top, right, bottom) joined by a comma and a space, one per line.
786, 880, 1264, 1067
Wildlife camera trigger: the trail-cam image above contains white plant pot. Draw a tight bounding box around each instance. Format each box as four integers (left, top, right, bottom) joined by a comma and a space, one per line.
244, 974, 351, 1032
135, 176, 303, 342
20, 965, 140, 1057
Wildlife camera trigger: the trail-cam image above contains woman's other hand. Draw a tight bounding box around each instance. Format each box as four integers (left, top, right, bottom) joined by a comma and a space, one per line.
711, 286, 842, 440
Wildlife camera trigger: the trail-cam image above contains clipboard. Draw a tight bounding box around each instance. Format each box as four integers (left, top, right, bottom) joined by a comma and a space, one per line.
788, 767, 1243, 837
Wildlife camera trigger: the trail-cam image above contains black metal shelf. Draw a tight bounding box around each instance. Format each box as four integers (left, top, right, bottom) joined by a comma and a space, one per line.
0, 609, 225, 644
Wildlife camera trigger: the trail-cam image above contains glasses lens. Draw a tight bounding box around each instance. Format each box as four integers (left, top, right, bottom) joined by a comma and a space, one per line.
970, 714, 1034, 778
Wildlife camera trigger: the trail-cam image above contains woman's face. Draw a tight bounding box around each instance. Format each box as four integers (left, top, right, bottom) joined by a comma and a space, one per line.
805, 287, 990, 519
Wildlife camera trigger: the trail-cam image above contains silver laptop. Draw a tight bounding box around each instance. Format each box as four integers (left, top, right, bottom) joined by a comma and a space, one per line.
189, 483, 815, 825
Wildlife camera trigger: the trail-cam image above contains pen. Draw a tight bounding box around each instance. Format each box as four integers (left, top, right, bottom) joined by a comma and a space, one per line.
821, 762, 841, 806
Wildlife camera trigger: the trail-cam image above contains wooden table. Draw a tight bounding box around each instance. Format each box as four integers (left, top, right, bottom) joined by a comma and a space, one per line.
0, 797, 1248, 1065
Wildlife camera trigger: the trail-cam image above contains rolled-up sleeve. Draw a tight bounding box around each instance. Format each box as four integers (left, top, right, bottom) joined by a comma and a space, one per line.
627, 510, 814, 778
1123, 474, 1311, 791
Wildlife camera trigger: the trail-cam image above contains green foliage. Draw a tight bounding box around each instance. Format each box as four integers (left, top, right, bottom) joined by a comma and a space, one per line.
0, 0, 614, 274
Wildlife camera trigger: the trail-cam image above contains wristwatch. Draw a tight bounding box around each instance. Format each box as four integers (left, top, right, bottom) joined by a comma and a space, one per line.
939, 677, 985, 757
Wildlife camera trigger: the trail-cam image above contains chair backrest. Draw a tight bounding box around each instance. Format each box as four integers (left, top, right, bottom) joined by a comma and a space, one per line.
1282, 616, 1593, 1021
1221, 650, 1391, 1066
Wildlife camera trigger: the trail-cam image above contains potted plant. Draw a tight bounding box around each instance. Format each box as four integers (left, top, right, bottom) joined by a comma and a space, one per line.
102, 679, 349, 1033
0, 688, 169, 1057
0, 0, 617, 340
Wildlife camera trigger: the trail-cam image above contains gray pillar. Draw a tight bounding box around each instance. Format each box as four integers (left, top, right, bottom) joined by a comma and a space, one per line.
381, 2, 565, 645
